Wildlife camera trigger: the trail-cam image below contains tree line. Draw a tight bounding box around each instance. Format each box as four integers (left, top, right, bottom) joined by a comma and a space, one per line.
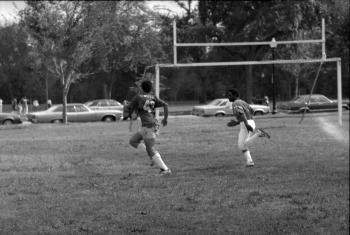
0, 0, 348, 109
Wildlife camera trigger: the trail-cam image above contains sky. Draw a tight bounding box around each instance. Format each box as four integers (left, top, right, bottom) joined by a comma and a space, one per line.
0, 1, 197, 25
0, 1, 25, 24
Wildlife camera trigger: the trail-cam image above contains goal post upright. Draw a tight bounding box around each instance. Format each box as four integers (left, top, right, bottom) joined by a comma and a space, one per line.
155, 18, 343, 126
337, 60, 342, 126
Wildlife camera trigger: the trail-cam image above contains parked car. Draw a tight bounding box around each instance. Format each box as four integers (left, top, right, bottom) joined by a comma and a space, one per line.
277, 94, 350, 114
27, 103, 122, 123
192, 98, 270, 117
0, 112, 23, 125
84, 99, 123, 112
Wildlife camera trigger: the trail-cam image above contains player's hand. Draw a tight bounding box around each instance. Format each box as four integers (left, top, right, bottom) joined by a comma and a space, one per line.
227, 120, 239, 127
246, 124, 253, 132
161, 119, 168, 126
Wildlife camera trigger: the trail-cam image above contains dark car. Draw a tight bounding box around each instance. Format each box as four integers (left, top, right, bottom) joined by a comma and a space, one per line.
277, 94, 349, 114
0, 112, 23, 125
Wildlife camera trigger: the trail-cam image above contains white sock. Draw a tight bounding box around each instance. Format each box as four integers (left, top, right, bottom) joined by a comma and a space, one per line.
243, 150, 253, 163
152, 153, 168, 171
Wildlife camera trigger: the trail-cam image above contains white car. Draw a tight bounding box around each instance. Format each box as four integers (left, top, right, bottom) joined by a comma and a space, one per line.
84, 99, 124, 112
27, 103, 122, 123
192, 98, 270, 117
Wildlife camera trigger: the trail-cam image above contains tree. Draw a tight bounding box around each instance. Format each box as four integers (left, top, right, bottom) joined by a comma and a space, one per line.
0, 24, 37, 102
84, 1, 166, 99
20, 1, 93, 123
198, 0, 326, 102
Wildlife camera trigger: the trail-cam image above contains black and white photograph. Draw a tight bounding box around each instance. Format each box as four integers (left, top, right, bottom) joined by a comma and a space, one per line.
0, 1, 349, 234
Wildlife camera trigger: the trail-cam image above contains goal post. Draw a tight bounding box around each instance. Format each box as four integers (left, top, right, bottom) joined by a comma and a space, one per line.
155, 18, 343, 126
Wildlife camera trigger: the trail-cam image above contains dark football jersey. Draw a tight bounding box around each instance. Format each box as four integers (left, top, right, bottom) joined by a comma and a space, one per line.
129, 94, 167, 127
232, 99, 254, 121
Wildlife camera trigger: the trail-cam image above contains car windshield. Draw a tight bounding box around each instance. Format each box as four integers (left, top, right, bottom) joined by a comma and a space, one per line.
207, 99, 227, 106
48, 105, 62, 112
85, 101, 95, 106
291, 96, 307, 103
109, 100, 122, 106
75, 105, 89, 112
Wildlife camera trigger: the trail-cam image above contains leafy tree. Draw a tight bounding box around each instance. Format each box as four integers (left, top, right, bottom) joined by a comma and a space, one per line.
84, 1, 166, 99
0, 24, 38, 102
20, 1, 93, 123
197, 0, 326, 102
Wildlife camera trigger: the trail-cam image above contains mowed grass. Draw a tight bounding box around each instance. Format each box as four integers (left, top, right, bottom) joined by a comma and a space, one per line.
0, 112, 349, 234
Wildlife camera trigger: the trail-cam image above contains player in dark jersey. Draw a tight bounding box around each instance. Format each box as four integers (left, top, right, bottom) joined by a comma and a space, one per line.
226, 88, 270, 167
128, 80, 171, 175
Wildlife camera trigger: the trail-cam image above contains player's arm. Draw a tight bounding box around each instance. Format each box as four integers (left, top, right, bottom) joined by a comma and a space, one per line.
162, 104, 168, 126
155, 97, 168, 126
228, 103, 239, 127
227, 118, 239, 127
128, 97, 138, 132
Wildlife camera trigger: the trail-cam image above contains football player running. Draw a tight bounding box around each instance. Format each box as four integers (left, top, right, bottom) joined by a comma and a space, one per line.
226, 88, 270, 167
128, 80, 171, 175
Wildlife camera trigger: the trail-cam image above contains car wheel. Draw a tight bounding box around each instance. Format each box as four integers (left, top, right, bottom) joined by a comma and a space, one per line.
103, 116, 115, 122
3, 119, 14, 125
215, 113, 225, 117
52, 119, 63, 124
254, 111, 264, 116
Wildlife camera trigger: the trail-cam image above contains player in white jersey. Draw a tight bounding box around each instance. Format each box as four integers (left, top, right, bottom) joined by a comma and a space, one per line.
128, 80, 171, 175
226, 88, 270, 167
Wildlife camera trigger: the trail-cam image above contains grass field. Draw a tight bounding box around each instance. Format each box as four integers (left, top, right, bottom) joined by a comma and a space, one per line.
0, 112, 349, 234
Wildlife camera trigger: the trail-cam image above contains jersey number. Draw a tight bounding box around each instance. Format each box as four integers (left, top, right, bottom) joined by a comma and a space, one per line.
143, 100, 155, 112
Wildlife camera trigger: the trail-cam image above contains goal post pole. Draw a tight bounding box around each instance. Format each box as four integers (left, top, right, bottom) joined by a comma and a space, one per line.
337, 60, 342, 126
173, 20, 177, 65
155, 64, 160, 119
322, 18, 326, 60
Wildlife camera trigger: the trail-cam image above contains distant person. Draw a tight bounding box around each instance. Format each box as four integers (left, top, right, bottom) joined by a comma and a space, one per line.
17, 99, 23, 115
128, 80, 171, 175
33, 100, 39, 112
21, 97, 29, 114
263, 96, 269, 106
226, 88, 270, 167
47, 99, 52, 108
12, 98, 18, 113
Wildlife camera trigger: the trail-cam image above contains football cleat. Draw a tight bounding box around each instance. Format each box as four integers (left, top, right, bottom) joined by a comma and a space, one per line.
246, 161, 255, 167
257, 128, 270, 139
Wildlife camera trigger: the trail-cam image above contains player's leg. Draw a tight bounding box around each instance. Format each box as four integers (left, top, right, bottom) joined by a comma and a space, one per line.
244, 120, 261, 145
238, 122, 254, 167
142, 128, 171, 174
129, 131, 144, 149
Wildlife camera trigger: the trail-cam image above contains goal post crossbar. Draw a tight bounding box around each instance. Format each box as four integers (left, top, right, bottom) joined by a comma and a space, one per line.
175, 39, 324, 47
158, 58, 340, 68
172, 19, 327, 65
